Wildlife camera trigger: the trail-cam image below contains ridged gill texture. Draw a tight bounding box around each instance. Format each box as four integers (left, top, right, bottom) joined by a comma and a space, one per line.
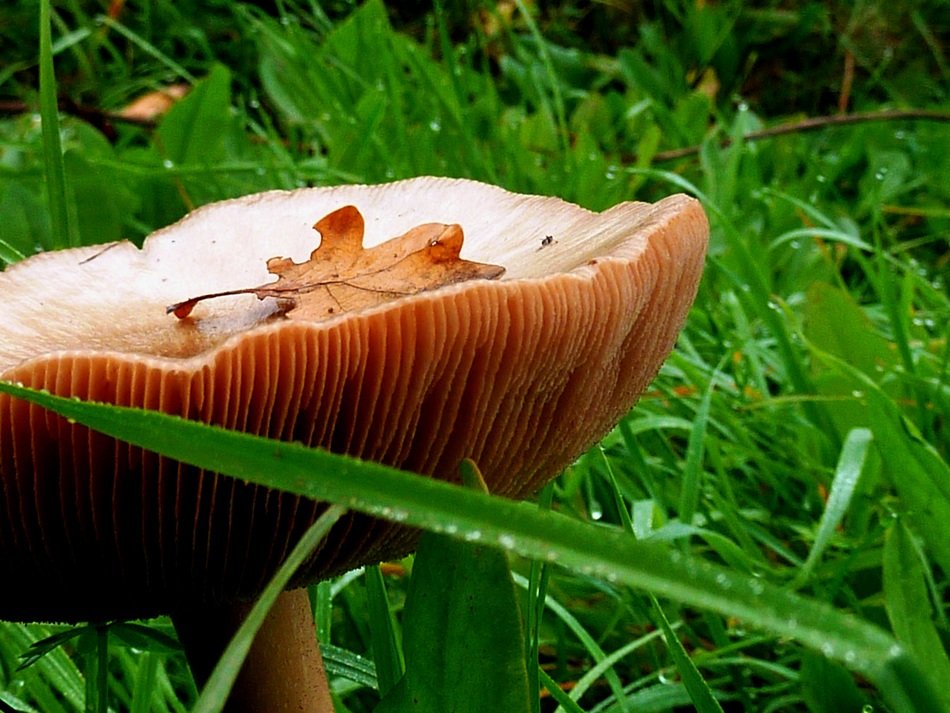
0, 177, 708, 622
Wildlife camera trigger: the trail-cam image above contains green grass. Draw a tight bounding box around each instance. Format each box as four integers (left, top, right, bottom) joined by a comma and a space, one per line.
1, 1, 949, 711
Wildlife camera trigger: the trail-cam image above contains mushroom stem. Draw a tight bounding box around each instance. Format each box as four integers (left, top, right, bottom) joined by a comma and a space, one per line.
172, 588, 334, 712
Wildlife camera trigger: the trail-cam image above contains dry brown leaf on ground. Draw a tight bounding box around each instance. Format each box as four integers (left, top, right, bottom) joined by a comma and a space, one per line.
118, 84, 190, 121
167, 205, 506, 321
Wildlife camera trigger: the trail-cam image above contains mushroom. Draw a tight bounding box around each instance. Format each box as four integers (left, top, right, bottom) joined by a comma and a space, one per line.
0, 177, 708, 711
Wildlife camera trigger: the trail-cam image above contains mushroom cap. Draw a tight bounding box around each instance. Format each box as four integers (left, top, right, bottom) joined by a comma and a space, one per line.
0, 177, 707, 622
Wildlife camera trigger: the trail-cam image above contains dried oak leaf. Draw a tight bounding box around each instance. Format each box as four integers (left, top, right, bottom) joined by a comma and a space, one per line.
118, 84, 190, 121
167, 205, 506, 321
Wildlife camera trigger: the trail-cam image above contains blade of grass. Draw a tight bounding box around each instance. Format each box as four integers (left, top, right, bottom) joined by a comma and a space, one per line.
513, 572, 626, 712
0, 691, 41, 713
363, 565, 403, 697
0, 238, 27, 266
191, 505, 345, 713
377, 528, 530, 713
627, 168, 839, 452
129, 652, 159, 713
511, 0, 569, 154
883, 519, 950, 711
0, 383, 944, 713
312, 580, 333, 643
539, 667, 586, 713
38, 0, 73, 249
677, 373, 715, 530
652, 601, 725, 713
809, 349, 950, 574
597, 447, 634, 533
320, 643, 377, 690
94, 15, 196, 83
2, 624, 84, 711
525, 483, 555, 713
95, 626, 108, 713
550, 624, 667, 712
795, 428, 873, 586
599, 442, 722, 713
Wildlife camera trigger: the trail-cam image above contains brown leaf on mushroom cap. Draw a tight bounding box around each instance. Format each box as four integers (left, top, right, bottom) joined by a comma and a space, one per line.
167, 205, 505, 321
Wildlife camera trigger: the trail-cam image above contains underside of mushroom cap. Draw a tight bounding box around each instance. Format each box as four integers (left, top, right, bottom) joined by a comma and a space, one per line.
0, 177, 708, 622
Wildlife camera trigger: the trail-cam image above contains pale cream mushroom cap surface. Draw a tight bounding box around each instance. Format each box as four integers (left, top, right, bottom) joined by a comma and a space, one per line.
0, 176, 708, 710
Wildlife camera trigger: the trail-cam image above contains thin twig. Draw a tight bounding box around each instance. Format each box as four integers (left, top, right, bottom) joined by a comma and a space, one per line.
649, 109, 950, 163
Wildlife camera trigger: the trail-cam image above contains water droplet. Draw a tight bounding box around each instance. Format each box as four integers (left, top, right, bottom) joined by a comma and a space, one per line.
851, 390, 864, 399
162, 159, 174, 169
498, 534, 516, 549
715, 573, 732, 590
816, 174, 827, 183
820, 642, 834, 657
428, 119, 442, 132
464, 530, 482, 542
444, 524, 458, 535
